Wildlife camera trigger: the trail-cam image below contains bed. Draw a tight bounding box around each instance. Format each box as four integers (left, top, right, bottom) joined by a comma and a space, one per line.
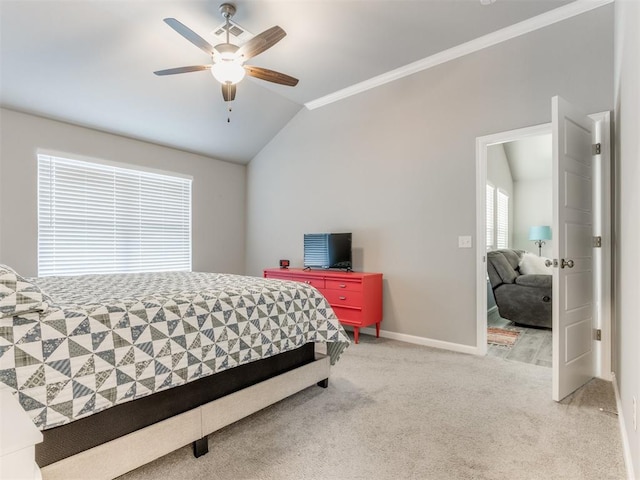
0, 267, 350, 480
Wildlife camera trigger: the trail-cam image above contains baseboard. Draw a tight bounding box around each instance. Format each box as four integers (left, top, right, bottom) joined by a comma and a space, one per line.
357, 326, 479, 355
487, 306, 500, 323
612, 372, 636, 480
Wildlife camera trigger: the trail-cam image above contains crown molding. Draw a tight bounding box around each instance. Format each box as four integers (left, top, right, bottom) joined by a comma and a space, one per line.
304, 0, 614, 111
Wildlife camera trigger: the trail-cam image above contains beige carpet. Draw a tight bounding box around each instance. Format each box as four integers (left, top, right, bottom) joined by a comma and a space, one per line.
118, 335, 625, 480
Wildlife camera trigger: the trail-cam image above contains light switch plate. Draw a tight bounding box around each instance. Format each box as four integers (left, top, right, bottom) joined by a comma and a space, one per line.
458, 236, 472, 248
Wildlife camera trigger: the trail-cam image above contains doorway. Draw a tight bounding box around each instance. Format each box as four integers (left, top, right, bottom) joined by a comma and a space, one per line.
485, 134, 553, 366
475, 109, 612, 399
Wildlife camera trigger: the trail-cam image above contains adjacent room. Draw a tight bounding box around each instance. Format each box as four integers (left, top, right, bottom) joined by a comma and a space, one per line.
485, 135, 553, 365
1, 1, 639, 479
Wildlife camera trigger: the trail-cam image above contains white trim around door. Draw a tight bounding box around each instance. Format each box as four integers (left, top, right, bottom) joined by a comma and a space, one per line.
475, 112, 611, 381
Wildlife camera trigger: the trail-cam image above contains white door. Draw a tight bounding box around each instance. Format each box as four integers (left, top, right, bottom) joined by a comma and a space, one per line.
552, 96, 596, 401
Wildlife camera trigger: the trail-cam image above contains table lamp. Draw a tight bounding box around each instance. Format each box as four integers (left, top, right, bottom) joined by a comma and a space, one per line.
529, 225, 552, 256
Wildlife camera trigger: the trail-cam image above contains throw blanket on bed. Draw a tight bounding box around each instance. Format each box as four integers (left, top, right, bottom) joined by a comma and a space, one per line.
0, 272, 350, 430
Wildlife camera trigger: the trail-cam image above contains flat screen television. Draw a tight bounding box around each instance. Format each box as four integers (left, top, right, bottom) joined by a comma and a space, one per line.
303, 233, 352, 271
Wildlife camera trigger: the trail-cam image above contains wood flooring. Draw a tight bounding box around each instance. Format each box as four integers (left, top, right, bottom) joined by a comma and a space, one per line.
487, 310, 552, 367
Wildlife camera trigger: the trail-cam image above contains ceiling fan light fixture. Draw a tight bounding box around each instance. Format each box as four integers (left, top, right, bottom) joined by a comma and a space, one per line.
211, 60, 246, 84
156, 5, 298, 107
214, 42, 239, 60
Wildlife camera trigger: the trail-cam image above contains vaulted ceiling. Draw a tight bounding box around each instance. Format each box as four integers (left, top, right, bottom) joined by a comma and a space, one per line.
1, 0, 580, 164
504, 134, 553, 182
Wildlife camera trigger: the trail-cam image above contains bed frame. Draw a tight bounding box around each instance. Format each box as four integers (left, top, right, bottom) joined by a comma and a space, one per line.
4, 344, 330, 480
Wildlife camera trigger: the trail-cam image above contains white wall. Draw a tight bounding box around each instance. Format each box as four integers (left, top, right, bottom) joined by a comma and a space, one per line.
246, 6, 614, 347
487, 143, 514, 249
0, 109, 247, 276
614, 0, 640, 476
513, 178, 552, 258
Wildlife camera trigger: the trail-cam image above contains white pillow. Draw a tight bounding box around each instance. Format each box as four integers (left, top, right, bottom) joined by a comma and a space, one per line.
519, 252, 552, 275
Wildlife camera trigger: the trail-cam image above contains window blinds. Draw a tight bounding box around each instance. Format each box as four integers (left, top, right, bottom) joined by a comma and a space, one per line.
486, 184, 495, 250
496, 189, 509, 249
38, 154, 192, 276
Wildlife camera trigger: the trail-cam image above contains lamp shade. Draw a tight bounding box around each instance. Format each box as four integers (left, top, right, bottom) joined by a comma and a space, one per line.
529, 225, 552, 241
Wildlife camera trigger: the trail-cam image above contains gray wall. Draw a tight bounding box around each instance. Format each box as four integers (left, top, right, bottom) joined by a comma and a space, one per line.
513, 178, 552, 257
614, 0, 640, 475
246, 6, 613, 347
0, 109, 247, 277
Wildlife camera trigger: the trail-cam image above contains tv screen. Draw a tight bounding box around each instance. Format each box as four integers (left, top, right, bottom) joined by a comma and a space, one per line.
304, 233, 352, 270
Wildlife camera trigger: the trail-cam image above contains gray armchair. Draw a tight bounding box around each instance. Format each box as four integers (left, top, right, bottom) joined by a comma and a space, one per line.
487, 249, 552, 329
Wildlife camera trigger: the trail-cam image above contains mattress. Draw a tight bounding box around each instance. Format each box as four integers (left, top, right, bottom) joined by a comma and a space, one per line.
0, 271, 349, 430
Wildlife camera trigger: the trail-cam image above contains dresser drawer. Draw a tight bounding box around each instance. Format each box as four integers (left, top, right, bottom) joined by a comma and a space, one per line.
325, 279, 363, 292
323, 289, 363, 307
332, 306, 364, 325
267, 273, 325, 289
282, 275, 324, 289
293, 276, 325, 289
263, 268, 383, 344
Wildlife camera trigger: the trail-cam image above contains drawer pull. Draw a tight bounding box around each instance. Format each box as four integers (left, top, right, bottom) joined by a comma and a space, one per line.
305, 281, 311, 284
339, 284, 347, 288
339, 296, 347, 300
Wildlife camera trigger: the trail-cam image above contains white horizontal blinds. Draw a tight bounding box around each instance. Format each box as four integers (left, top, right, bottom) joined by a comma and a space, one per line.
486, 184, 495, 250
38, 154, 192, 276
496, 189, 509, 249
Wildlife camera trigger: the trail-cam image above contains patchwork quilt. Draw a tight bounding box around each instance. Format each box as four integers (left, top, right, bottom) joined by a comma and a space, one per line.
0, 272, 350, 430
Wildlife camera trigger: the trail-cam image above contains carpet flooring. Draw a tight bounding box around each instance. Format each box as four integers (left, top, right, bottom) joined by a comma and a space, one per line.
118, 335, 625, 480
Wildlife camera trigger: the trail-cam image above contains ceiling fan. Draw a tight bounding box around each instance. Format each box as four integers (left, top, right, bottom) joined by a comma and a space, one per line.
154, 3, 299, 103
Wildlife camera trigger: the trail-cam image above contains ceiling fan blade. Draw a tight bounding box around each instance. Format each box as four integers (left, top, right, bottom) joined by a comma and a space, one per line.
222, 83, 237, 102
236, 26, 286, 60
154, 65, 211, 76
244, 66, 298, 87
164, 18, 215, 56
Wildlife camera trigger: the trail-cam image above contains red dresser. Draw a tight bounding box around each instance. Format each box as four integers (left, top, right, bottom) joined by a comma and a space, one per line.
263, 268, 383, 344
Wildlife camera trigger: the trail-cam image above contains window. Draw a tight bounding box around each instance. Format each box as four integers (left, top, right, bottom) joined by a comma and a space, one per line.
485, 184, 509, 250
38, 153, 192, 276
486, 184, 495, 250
496, 189, 509, 249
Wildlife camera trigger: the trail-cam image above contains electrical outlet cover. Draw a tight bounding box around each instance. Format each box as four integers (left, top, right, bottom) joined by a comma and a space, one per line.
458, 236, 472, 248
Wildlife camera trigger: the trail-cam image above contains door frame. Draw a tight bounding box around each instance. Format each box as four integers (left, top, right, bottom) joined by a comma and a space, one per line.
475, 111, 611, 381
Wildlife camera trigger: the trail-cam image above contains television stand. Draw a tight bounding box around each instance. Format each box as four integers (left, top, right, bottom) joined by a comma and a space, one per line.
263, 268, 383, 344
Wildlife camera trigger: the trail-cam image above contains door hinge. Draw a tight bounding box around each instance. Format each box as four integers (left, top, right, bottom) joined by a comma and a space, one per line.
593, 236, 602, 248
595, 329, 602, 341
592, 143, 601, 155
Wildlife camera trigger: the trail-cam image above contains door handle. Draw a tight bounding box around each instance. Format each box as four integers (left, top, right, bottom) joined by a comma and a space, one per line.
561, 259, 574, 269
545, 259, 553, 267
